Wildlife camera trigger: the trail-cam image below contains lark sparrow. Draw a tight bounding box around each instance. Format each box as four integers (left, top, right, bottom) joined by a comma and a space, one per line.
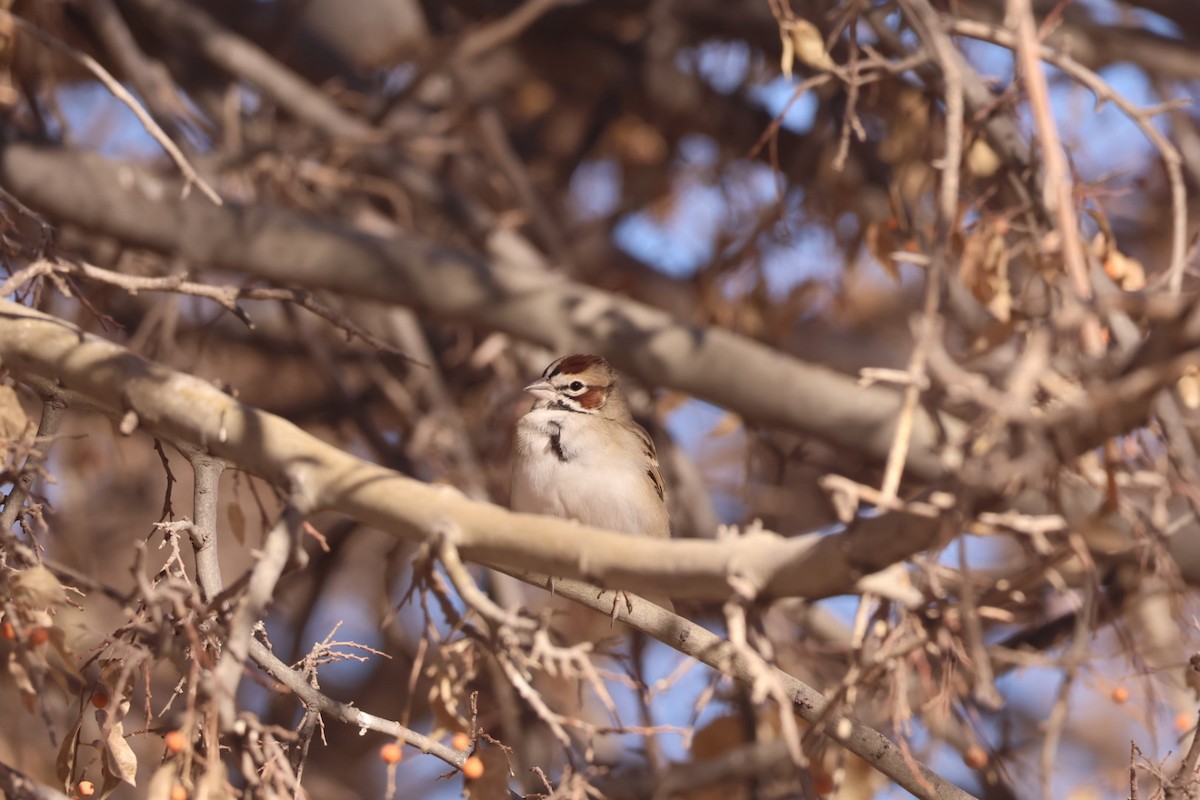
511, 354, 672, 610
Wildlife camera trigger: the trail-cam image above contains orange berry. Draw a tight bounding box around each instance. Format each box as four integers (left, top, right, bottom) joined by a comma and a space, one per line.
963, 746, 988, 769
90, 691, 110, 709
462, 755, 484, 780
164, 730, 187, 754
1111, 686, 1129, 705
169, 786, 187, 800
380, 742, 403, 764
28, 627, 49, 645
76, 780, 95, 797
1, 621, 14, 640
451, 732, 470, 751
1176, 712, 1194, 733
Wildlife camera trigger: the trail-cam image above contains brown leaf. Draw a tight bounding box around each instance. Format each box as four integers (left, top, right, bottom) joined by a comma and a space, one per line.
957, 221, 1011, 322
965, 138, 1001, 178
103, 720, 138, 787
227, 502, 247, 548
11, 566, 67, 609
55, 712, 85, 790
780, 18, 834, 77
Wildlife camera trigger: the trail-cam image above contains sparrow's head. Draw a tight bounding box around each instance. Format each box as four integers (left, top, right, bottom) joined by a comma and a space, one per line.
524, 354, 629, 418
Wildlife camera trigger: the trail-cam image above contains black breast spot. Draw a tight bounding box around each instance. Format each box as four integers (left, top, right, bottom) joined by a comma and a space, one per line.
547, 421, 567, 462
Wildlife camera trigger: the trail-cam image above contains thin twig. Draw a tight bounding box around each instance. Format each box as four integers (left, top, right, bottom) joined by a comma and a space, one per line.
3, 258, 421, 363
950, 18, 1188, 295
1005, 0, 1102, 355
882, 0, 963, 501
1037, 534, 1096, 800
1, 10, 221, 205
505, 569, 977, 800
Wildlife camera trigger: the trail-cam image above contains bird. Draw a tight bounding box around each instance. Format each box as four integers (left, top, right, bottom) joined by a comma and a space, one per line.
511, 354, 672, 612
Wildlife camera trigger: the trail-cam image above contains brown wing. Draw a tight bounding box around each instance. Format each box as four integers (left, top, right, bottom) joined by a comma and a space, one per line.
631, 421, 666, 503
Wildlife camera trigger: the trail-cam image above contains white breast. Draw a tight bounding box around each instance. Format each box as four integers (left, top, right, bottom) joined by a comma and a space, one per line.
511, 408, 664, 537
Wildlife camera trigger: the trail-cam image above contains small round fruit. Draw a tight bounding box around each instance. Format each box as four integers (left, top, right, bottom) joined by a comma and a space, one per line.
963, 746, 988, 769
380, 743, 403, 764
28, 627, 50, 645
451, 732, 470, 751
1111, 686, 1129, 705
164, 730, 187, 754
169, 786, 188, 800
1, 621, 14, 640
462, 755, 484, 780
90, 691, 110, 709
76, 780, 96, 797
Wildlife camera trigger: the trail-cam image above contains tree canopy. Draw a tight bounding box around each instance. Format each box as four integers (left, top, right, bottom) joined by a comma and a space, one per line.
1, 1, 1199, 799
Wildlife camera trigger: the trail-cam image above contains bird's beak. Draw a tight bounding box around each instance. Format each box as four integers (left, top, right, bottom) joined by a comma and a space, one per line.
523, 379, 556, 401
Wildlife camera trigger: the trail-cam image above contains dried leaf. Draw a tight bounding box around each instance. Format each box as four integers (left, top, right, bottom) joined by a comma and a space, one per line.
103, 720, 138, 786
55, 713, 85, 789
958, 221, 1011, 322
227, 502, 246, 547
965, 138, 1001, 178
11, 566, 67, 609
95, 761, 123, 800
781, 19, 834, 76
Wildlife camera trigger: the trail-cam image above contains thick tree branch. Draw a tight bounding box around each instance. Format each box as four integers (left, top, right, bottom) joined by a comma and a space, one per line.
0, 142, 957, 481
0, 298, 942, 602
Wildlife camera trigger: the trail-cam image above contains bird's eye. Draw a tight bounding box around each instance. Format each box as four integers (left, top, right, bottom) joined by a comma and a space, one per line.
569, 380, 585, 392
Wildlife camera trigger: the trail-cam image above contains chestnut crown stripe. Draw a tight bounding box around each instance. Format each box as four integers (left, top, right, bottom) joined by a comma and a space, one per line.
546, 353, 608, 379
